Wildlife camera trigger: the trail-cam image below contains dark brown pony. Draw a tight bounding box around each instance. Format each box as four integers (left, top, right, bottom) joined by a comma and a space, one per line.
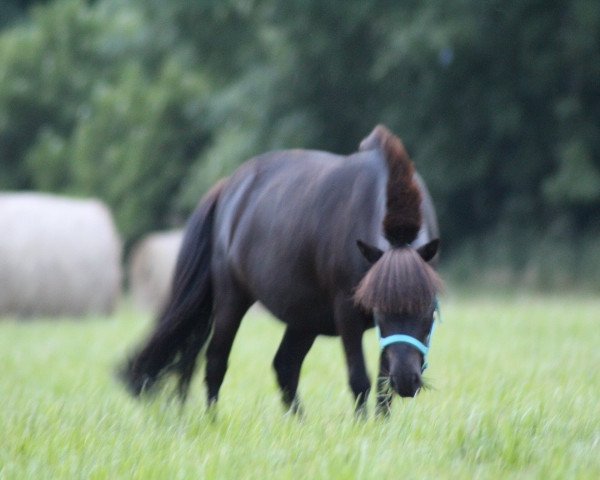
121, 125, 441, 415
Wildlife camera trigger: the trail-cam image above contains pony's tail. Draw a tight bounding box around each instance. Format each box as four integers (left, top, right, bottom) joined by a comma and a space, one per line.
120, 180, 227, 400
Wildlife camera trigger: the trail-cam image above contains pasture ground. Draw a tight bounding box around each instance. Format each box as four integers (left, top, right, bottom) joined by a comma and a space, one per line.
1, 295, 599, 479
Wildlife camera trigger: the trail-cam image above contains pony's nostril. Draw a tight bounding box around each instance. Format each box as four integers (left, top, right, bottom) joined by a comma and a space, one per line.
390, 373, 422, 397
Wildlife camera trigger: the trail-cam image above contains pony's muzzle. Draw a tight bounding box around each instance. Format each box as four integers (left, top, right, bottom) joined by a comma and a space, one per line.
390, 372, 422, 397
386, 346, 423, 397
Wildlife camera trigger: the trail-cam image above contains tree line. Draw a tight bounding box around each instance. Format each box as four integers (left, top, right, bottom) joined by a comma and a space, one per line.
1, 0, 599, 287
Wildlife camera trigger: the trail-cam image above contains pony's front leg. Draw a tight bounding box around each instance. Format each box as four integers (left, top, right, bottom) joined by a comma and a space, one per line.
273, 327, 316, 416
335, 298, 371, 416
346, 350, 371, 417
375, 353, 393, 418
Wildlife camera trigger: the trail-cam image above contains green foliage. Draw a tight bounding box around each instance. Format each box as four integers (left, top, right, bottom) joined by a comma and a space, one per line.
141, 0, 600, 249
0, 0, 599, 271
0, 0, 209, 245
67, 62, 207, 243
0, 1, 50, 29
373, 0, 600, 241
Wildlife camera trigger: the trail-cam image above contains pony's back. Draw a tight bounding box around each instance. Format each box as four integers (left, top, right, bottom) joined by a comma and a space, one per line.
212, 148, 388, 323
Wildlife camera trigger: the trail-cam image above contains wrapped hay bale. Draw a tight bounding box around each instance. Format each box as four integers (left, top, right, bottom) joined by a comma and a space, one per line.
129, 230, 183, 315
0, 193, 122, 318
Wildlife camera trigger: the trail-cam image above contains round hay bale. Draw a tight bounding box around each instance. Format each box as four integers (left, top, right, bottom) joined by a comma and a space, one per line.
128, 230, 183, 315
0, 193, 122, 318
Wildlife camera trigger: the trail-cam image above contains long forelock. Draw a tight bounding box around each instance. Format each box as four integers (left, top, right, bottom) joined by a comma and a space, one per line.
354, 248, 441, 315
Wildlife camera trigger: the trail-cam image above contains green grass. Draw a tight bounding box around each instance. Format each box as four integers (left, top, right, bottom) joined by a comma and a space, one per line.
1, 295, 599, 479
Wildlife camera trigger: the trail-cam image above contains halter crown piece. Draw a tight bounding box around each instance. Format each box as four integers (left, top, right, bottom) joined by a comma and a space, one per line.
376, 298, 441, 372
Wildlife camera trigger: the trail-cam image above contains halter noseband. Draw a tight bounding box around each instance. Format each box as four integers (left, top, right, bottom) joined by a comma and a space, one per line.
375, 299, 441, 372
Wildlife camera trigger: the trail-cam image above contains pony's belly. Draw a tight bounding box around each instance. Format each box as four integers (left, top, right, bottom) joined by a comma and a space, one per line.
257, 294, 337, 336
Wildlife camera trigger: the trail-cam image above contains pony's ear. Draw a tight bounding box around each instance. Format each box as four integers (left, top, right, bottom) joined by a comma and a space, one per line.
416, 238, 440, 263
356, 240, 384, 264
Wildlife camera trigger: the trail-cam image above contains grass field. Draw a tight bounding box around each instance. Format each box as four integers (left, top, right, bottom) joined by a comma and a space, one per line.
1, 294, 599, 479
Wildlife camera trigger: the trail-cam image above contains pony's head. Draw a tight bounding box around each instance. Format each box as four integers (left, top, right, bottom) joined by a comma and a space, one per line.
355, 239, 441, 397
356, 125, 443, 397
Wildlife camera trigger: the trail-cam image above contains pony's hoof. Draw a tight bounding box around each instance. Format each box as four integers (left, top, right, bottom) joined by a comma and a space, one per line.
354, 405, 368, 420
284, 398, 305, 419
207, 401, 218, 423
375, 405, 391, 419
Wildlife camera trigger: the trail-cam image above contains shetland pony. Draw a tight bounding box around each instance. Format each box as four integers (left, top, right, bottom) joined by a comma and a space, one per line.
121, 125, 441, 415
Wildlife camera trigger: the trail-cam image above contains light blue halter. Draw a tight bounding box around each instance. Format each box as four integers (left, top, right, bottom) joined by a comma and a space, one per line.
376, 299, 441, 372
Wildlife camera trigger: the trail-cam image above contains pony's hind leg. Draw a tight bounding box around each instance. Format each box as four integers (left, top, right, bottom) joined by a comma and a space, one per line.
204, 289, 252, 409
273, 327, 316, 415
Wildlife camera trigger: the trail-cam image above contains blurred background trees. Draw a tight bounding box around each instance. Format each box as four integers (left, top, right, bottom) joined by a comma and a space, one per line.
1, 0, 599, 289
